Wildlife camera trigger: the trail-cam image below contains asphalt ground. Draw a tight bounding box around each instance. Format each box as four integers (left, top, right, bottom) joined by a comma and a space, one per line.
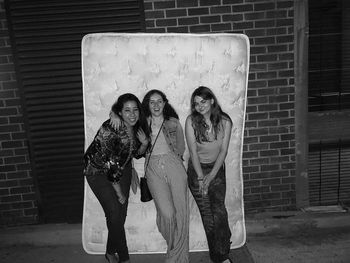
1, 211, 350, 263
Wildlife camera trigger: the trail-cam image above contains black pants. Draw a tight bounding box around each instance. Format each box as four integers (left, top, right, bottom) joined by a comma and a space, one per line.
187, 160, 231, 263
86, 162, 132, 261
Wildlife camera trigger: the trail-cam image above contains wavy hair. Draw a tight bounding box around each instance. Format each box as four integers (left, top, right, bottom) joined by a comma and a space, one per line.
190, 86, 231, 142
142, 89, 179, 120
111, 93, 150, 141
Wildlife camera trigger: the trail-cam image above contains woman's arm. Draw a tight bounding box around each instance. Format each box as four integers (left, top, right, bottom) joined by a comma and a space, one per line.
135, 128, 149, 157
176, 119, 186, 157
109, 110, 122, 130
185, 116, 204, 179
203, 119, 232, 191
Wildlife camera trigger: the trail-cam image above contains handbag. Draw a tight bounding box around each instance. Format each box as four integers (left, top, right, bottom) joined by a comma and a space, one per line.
140, 177, 153, 202
140, 119, 164, 202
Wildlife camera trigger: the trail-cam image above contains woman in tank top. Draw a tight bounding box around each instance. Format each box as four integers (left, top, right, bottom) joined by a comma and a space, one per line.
185, 86, 233, 263
110, 90, 189, 263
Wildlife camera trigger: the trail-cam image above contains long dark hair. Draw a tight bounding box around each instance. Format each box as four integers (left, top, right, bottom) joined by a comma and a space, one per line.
142, 89, 179, 120
111, 93, 150, 141
190, 86, 231, 142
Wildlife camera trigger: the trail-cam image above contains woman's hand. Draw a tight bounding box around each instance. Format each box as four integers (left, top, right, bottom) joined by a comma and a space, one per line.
112, 183, 126, 204
202, 172, 216, 195
109, 111, 122, 130
137, 128, 148, 146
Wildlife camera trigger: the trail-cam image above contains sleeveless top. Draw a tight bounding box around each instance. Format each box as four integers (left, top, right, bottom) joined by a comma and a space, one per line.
151, 126, 171, 155
196, 122, 225, 163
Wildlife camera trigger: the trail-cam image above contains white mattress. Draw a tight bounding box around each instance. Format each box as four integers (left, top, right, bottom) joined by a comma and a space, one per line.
81, 33, 250, 254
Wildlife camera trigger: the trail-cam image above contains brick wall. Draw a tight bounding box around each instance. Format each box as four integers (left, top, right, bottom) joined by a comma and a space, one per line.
1, 0, 296, 226
0, 0, 38, 225
144, 0, 296, 213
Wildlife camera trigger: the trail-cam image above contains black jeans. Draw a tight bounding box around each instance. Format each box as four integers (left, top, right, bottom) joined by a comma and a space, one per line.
187, 160, 231, 263
86, 161, 132, 261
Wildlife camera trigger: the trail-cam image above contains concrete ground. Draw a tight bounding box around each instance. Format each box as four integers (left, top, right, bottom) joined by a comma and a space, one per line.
1, 211, 350, 263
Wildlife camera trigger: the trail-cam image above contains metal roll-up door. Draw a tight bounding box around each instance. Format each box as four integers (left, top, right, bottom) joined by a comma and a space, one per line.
5, 0, 145, 223
308, 141, 350, 206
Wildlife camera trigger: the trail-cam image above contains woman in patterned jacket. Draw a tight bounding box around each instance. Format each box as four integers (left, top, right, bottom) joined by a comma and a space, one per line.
84, 93, 149, 263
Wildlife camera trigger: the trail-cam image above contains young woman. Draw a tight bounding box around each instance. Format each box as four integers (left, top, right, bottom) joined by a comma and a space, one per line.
110, 90, 189, 263
142, 89, 189, 263
84, 93, 149, 263
185, 86, 233, 263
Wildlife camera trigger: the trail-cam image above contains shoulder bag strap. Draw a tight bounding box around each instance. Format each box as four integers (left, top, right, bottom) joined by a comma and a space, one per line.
143, 119, 164, 176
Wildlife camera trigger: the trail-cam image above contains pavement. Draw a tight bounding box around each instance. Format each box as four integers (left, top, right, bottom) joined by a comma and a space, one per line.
1, 210, 350, 263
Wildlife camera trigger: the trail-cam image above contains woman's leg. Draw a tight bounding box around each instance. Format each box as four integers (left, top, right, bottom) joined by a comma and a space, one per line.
86, 164, 132, 262
187, 161, 231, 263
147, 154, 189, 263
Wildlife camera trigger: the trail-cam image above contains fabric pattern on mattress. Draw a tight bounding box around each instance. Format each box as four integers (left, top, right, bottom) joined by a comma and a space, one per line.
81, 33, 250, 254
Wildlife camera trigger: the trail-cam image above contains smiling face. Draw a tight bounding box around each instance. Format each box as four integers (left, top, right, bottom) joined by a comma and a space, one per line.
119, 100, 139, 127
149, 93, 165, 118
194, 95, 213, 117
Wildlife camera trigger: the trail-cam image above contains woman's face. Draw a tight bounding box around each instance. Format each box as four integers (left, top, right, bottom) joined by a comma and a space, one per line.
119, 100, 139, 127
149, 93, 165, 118
193, 95, 213, 117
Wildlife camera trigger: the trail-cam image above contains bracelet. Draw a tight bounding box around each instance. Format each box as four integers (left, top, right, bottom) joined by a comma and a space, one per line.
197, 178, 203, 181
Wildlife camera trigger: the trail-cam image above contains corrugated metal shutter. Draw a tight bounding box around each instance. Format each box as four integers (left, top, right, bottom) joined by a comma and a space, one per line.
308, 0, 350, 111
308, 142, 350, 206
5, 0, 145, 223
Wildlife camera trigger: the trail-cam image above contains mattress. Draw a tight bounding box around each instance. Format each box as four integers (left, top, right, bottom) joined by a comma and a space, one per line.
81, 33, 250, 254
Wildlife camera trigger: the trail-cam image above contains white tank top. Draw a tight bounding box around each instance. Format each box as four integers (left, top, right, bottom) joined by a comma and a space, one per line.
152, 128, 170, 155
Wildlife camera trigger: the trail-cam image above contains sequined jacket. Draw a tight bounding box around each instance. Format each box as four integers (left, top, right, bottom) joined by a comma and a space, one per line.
83, 120, 142, 182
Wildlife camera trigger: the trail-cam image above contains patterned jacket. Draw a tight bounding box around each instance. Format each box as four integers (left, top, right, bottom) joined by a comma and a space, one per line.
83, 120, 143, 182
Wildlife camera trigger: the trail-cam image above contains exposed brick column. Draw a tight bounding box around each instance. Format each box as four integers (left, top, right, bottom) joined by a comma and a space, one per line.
0, 0, 38, 225
143, 0, 296, 213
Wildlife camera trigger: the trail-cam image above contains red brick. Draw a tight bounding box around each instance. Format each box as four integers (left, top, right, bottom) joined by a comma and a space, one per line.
200, 0, 221, 6
266, 27, 287, 35
6, 171, 28, 179
189, 24, 210, 33
147, 28, 167, 33
250, 46, 266, 55
177, 0, 198, 8
276, 18, 293, 27
262, 178, 281, 185
261, 164, 280, 171
210, 6, 231, 14
166, 8, 187, 17
10, 186, 30, 195
0, 108, 18, 117
187, 7, 209, 16
1, 194, 22, 203
200, 15, 220, 23
143, 2, 153, 11
145, 10, 165, 19
255, 19, 275, 28
154, 1, 175, 9
267, 44, 288, 53
211, 23, 231, 31
232, 4, 253, 12
222, 14, 243, 22
2, 140, 23, 148
223, 0, 243, 4
266, 10, 287, 19
156, 18, 177, 27
233, 21, 253, 30
167, 26, 188, 33
11, 201, 33, 209
178, 17, 199, 25
277, 1, 293, 9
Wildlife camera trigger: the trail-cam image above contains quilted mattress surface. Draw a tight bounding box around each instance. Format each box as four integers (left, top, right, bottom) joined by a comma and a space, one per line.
81, 33, 250, 254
